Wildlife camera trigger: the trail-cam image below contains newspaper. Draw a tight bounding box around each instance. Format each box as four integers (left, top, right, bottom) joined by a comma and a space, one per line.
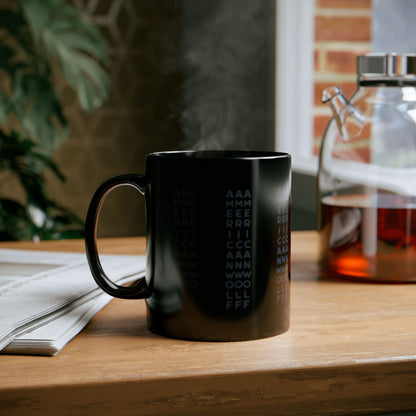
0, 249, 145, 356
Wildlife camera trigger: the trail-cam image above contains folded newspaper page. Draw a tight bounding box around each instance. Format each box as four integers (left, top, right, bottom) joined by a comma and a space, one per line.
0, 249, 145, 356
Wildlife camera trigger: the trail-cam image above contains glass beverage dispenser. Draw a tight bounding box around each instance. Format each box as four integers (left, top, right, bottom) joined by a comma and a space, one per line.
319, 53, 416, 282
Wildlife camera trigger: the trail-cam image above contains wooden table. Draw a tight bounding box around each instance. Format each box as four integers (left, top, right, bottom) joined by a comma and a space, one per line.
0, 231, 415, 416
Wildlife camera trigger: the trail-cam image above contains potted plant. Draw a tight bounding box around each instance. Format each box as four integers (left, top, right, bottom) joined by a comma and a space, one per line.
0, 0, 109, 240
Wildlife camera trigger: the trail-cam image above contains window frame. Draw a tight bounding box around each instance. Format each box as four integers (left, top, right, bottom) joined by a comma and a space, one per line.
275, 0, 318, 175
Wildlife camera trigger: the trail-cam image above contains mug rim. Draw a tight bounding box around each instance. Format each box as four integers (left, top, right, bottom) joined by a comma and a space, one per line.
147, 150, 291, 160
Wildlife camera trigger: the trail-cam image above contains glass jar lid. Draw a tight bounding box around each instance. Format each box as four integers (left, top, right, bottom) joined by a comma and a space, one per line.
358, 53, 416, 85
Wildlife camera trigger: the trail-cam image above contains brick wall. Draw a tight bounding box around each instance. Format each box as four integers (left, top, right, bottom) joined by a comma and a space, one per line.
313, 0, 372, 155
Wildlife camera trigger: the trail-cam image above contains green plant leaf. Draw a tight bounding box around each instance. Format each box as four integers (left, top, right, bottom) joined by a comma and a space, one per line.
23, 74, 67, 153
0, 8, 41, 71
0, 91, 10, 123
0, 1, 107, 240
19, 0, 110, 113
0, 43, 15, 72
0, 9, 26, 44
9, 71, 67, 154
59, 50, 109, 111
0, 131, 85, 241
0, 198, 33, 241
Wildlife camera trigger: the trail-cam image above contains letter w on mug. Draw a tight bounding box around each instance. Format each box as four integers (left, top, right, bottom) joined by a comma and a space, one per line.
85, 150, 291, 341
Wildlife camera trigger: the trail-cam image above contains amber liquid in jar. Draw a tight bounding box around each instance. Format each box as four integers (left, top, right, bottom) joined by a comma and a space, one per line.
320, 194, 416, 282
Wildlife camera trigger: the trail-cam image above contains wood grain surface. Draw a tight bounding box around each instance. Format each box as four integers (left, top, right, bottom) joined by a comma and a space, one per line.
0, 232, 415, 415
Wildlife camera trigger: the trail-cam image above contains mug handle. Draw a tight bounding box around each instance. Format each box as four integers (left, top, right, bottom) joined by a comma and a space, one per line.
85, 174, 150, 299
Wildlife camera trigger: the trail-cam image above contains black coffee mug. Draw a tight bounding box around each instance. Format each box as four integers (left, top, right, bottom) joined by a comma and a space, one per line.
85, 150, 291, 341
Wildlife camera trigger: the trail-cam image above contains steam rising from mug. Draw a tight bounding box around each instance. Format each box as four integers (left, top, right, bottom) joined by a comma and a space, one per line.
174, 0, 275, 150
